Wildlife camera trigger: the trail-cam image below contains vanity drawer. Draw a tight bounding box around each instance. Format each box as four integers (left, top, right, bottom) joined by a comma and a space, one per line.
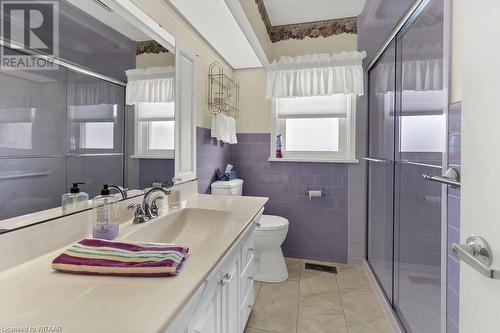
240, 283, 254, 332
240, 253, 254, 297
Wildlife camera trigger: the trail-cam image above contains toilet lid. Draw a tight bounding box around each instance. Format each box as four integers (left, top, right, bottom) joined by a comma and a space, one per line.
256, 215, 289, 231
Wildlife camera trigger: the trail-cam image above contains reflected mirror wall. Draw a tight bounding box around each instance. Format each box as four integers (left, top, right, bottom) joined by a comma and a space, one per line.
0, 0, 175, 231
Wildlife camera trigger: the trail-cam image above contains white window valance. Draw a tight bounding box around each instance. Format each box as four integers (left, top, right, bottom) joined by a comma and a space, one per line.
68, 81, 123, 106
374, 43, 443, 93
266, 51, 367, 99
125, 66, 175, 105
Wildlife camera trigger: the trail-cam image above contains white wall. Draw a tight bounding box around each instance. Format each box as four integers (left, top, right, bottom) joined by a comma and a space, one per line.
136, 52, 175, 68
451, 0, 462, 103
233, 68, 271, 133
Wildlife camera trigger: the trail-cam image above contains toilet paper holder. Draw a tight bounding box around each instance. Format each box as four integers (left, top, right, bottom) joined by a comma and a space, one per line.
304, 187, 326, 198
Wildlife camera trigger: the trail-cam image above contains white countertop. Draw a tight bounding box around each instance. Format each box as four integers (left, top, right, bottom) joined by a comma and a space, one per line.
0, 193, 267, 333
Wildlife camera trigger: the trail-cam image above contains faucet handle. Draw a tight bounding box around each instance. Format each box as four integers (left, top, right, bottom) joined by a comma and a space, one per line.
150, 196, 165, 217
127, 203, 148, 224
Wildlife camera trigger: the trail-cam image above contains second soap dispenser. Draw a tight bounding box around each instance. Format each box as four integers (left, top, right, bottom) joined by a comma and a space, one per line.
62, 182, 89, 214
92, 184, 120, 240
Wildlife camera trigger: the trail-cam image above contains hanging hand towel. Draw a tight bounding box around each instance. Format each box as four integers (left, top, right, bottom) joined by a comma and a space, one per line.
211, 114, 220, 140
228, 116, 238, 144
51, 238, 189, 277
211, 114, 232, 143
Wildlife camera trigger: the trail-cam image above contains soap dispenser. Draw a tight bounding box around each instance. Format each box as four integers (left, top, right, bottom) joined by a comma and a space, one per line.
92, 184, 120, 240
62, 182, 89, 214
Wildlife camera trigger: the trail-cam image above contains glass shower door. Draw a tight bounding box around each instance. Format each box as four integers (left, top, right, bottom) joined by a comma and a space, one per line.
367, 42, 396, 303
394, 0, 445, 331
66, 70, 125, 198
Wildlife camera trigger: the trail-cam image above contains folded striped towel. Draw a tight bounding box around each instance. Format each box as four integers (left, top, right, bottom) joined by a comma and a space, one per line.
52, 238, 189, 277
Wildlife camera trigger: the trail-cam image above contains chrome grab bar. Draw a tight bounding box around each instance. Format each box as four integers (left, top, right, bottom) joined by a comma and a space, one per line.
362, 157, 393, 164
422, 168, 461, 188
451, 235, 500, 279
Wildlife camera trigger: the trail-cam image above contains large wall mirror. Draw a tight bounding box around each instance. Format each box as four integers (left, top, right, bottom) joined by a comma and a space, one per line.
0, 0, 196, 233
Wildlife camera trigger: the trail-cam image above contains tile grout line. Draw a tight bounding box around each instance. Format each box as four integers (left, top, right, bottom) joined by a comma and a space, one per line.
295, 260, 303, 333
335, 269, 350, 332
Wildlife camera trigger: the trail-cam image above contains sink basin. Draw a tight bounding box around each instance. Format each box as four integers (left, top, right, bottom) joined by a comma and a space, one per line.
122, 208, 232, 244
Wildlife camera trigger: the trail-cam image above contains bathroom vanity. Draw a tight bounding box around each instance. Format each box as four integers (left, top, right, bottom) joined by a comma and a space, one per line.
0, 182, 267, 333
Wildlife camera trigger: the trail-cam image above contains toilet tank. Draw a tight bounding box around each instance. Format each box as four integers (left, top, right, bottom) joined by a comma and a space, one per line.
211, 179, 243, 196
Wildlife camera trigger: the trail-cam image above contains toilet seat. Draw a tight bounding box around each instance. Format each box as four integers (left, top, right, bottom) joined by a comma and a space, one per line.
257, 215, 289, 231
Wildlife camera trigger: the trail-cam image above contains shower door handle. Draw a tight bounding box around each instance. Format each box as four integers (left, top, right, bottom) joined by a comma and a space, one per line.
362, 157, 393, 164
422, 168, 461, 188
451, 235, 500, 279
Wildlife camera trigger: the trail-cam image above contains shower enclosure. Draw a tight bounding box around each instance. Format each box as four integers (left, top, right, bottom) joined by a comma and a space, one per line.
366, 0, 446, 332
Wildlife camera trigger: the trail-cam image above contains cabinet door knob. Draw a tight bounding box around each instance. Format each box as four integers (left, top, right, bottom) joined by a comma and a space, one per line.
218, 279, 225, 286
248, 248, 254, 252
223, 273, 232, 280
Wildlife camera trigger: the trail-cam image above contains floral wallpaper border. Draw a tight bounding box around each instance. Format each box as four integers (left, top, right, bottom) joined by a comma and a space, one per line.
255, 0, 357, 43
136, 40, 170, 55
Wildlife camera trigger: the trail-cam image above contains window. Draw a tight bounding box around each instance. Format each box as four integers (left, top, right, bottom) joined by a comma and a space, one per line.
80, 122, 114, 149
272, 94, 356, 162
134, 102, 175, 158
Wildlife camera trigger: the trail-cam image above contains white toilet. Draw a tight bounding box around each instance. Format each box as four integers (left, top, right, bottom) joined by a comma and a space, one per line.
211, 179, 289, 283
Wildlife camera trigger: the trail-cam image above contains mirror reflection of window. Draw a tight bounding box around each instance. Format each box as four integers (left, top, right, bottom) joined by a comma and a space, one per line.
80, 122, 115, 150
69, 104, 118, 151
0, 89, 36, 150
0, 122, 34, 149
400, 90, 446, 153
135, 102, 175, 157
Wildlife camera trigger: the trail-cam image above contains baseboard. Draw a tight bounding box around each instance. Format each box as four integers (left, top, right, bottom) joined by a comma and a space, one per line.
348, 257, 364, 265
362, 259, 404, 333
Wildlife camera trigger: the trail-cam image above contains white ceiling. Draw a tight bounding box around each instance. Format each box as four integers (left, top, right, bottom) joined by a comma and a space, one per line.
67, 0, 151, 41
168, 0, 263, 69
263, 0, 366, 26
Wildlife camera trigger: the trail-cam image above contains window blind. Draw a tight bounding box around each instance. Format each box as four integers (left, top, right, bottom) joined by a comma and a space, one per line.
276, 94, 349, 119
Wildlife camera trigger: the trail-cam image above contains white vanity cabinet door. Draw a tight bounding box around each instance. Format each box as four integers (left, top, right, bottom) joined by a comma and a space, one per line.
190, 291, 221, 333
166, 219, 262, 333
189, 275, 222, 333
221, 259, 240, 333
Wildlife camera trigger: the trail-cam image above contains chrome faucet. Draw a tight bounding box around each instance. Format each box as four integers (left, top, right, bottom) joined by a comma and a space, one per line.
127, 187, 171, 224
109, 185, 127, 199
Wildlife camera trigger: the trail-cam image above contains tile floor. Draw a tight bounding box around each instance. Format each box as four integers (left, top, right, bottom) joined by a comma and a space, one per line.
245, 258, 393, 333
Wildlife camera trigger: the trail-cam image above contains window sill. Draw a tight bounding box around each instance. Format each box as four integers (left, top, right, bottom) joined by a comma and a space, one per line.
268, 157, 359, 164
130, 155, 174, 160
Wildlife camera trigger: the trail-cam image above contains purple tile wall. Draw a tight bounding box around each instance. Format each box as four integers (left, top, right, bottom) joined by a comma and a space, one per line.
447, 102, 461, 333
139, 159, 175, 189
196, 127, 233, 194
231, 133, 349, 263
